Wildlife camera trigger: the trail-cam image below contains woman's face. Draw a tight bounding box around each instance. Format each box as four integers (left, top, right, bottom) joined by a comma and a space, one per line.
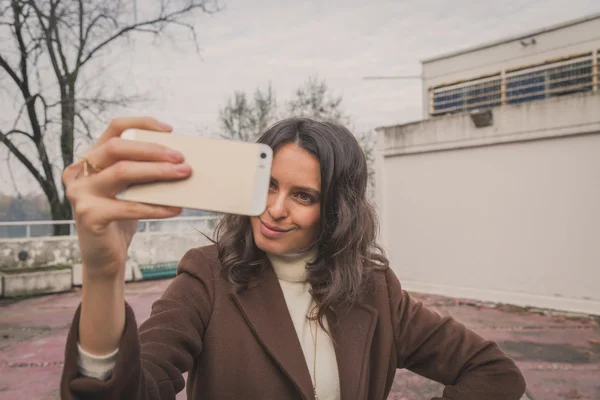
251, 143, 321, 255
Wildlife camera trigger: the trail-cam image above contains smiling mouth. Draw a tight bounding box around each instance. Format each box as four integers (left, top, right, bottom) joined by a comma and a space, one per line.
260, 219, 293, 233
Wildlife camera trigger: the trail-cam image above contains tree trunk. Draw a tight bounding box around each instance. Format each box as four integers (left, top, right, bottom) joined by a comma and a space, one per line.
48, 193, 73, 236
61, 84, 76, 168
49, 83, 76, 236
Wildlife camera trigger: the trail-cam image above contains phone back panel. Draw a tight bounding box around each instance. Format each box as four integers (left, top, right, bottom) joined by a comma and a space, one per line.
117, 129, 272, 216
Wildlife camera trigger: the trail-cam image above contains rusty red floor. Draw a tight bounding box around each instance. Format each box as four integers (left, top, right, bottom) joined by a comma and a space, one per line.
1, 279, 599, 400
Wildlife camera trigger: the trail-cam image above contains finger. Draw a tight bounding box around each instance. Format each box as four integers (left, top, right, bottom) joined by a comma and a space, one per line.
97, 117, 173, 146
75, 196, 182, 228
86, 137, 184, 170
64, 117, 173, 184
63, 159, 85, 184
87, 160, 192, 197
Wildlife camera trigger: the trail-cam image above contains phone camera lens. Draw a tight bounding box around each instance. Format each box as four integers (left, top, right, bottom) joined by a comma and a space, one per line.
260, 152, 267, 159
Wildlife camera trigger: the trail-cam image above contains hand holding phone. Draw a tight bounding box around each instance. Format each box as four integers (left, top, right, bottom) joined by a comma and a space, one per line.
61, 117, 202, 356
117, 129, 273, 216
62, 117, 191, 279
61, 118, 272, 359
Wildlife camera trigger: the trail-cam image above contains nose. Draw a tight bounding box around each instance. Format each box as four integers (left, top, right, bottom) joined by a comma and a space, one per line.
266, 192, 288, 220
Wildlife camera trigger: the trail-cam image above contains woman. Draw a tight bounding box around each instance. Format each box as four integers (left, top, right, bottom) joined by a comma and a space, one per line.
60, 117, 526, 400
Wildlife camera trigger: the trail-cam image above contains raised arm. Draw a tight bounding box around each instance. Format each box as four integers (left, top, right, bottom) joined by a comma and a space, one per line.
59, 116, 203, 399
61, 248, 215, 399
386, 268, 526, 400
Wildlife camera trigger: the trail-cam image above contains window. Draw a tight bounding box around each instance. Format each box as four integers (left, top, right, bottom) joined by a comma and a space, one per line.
506, 56, 593, 104
432, 75, 501, 115
506, 70, 546, 104
465, 79, 502, 109
548, 59, 593, 95
430, 53, 596, 116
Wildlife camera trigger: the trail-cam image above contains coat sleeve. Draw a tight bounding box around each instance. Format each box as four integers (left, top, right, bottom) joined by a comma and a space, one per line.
385, 268, 526, 400
60, 247, 216, 400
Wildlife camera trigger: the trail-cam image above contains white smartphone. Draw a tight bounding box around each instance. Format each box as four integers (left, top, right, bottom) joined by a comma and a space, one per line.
116, 129, 272, 216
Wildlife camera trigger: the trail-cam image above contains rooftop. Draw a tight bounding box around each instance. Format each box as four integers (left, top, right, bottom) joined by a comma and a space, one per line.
421, 12, 600, 63
1, 278, 599, 399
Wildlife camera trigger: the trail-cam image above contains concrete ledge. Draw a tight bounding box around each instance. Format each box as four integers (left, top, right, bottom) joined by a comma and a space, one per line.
1, 231, 210, 270
378, 92, 600, 156
72, 261, 143, 286
401, 279, 600, 316
0, 267, 72, 298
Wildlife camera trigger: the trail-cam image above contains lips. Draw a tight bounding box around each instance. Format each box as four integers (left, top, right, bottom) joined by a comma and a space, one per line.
260, 220, 293, 233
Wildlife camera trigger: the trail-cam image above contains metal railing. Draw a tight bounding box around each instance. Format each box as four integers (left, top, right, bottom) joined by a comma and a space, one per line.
0, 216, 219, 239
431, 52, 599, 115
0, 220, 75, 238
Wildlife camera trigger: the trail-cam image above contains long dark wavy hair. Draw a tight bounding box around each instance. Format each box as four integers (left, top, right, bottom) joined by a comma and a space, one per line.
214, 117, 388, 327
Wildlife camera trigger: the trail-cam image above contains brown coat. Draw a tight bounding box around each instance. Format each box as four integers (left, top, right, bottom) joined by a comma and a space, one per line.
60, 245, 526, 400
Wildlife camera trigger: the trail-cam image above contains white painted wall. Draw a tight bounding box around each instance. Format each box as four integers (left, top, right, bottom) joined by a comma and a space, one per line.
377, 93, 600, 315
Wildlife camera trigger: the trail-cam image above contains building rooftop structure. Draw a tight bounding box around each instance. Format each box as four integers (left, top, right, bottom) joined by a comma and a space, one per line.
374, 13, 600, 318
416, 13, 600, 119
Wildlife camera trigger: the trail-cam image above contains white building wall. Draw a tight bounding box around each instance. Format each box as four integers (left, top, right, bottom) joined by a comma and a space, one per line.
377, 93, 600, 315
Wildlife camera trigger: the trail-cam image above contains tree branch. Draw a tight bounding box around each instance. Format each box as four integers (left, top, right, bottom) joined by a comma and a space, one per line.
12, 1, 32, 89
0, 53, 23, 89
74, 12, 111, 69
10, 95, 41, 137
51, 4, 71, 78
76, 0, 84, 67
26, 93, 51, 132
4, 129, 35, 142
74, 110, 92, 140
0, 129, 47, 191
30, 0, 66, 85
80, 2, 215, 66
0, 2, 12, 18
179, 19, 201, 52
10, 1, 45, 142
22, 17, 46, 63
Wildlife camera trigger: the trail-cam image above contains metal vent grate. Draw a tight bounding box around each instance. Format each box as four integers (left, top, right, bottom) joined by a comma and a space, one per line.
431, 52, 598, 116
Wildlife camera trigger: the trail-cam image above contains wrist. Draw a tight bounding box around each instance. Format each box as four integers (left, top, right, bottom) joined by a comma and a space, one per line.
82, 261, 125, 283
80, 273, 126, 355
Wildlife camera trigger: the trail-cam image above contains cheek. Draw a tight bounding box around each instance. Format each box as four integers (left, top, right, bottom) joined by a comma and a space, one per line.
293, 206, 320, 230
250, 216, 261, 230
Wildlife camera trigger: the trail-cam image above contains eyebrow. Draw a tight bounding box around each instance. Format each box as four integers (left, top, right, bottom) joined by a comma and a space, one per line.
271, 177, 321, 198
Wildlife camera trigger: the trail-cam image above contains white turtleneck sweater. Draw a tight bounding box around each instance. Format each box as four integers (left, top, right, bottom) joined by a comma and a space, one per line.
77, 251, 341, 400
267, 250, 341, 400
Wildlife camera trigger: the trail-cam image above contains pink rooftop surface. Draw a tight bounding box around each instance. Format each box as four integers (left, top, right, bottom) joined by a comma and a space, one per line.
1, 278, 598, 400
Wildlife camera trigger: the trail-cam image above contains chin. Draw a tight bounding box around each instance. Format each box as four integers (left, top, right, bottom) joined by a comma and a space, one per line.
253, 235, 288, 255
251, 229, 294, 256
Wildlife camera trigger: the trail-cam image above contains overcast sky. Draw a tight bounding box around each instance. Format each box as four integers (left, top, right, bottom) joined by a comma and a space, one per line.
1, 0, 599, 195
114, 0, 599, 133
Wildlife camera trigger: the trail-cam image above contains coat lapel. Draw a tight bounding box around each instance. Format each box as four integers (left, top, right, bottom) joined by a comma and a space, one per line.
231, 263, 315, 400
330, 302, 379, 400
231, 259, 379, 400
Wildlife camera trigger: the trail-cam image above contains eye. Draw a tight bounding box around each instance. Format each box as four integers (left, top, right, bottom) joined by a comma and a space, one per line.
296, 192, 314, 203
269, 181, 277, 191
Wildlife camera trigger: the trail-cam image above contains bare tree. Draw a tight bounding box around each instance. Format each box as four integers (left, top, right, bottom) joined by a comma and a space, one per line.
0, 0, 219, 234
219, 83, 276, 142
355, 130, 377, 202
286, 76, 349, 124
